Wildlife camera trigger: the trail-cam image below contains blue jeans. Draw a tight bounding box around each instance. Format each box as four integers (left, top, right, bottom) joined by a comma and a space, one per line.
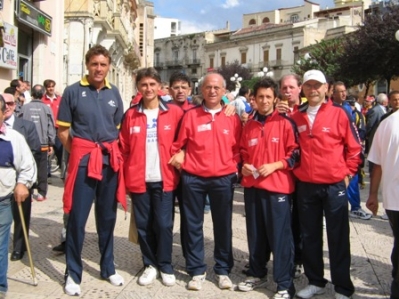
347, 174, 361, 211
0, 198, 13, 293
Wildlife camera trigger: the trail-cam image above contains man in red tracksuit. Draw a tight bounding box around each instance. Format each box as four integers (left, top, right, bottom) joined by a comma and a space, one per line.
119, 67, 184, 287
292, 70, 361, 299
170, 73, 242, 291
238, 78, 299, 299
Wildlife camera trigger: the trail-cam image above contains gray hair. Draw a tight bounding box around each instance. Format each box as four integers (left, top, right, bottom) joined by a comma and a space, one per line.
376, 93, 388, 104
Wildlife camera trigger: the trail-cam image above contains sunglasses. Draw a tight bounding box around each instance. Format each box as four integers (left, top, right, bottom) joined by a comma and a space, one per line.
5, 102, 16, 106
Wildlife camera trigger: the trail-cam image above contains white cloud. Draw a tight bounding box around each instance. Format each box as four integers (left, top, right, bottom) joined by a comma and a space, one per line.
221, 0, 240, 9
200, 9, 206, 14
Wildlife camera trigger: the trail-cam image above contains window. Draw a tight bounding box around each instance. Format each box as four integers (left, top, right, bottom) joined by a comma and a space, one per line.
276, 48, 282, 61
262, 17, 270, 23
241, 52, 247, 64
209, 57, 214, 69
293, 46, 299, 62
173, 50, 178, 63
290, 14, 299, 23
263, 50, 269, 63
155, 52, 160, 66
193, 49, 197, 62
192, 68, 197, 74
249, 19, 256, 25
221, 56, 226, 67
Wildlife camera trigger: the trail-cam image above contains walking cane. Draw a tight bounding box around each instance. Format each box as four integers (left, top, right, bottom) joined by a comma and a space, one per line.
18, 204, 38, 286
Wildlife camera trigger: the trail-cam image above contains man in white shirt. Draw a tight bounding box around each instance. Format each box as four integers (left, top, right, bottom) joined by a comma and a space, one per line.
367, 110, 399, 299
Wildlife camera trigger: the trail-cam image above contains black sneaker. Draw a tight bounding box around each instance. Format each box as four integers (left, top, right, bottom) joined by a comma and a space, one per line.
53, 241, 66, 253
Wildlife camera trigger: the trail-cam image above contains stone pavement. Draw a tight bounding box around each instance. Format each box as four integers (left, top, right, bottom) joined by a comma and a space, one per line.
6, 173, 393, 299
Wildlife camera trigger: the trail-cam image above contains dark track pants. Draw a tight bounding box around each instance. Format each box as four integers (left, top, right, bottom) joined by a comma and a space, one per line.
386, 210, 399, 299
11, 190, 32, 252
244, 187, 295, 293
130, 182, 174, 274
37, 151, 48, 197
181, 171, 236, 276
297, 180, 354, 297
65, 165, 118, 284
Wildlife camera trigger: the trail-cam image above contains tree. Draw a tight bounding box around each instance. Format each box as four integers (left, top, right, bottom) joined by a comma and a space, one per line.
341, 5, 399, 92
216, 60, 252, 91
292, 38, 345, 83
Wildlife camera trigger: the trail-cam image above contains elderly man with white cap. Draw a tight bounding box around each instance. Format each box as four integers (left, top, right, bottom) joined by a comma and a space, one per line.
290, 70, 361, 299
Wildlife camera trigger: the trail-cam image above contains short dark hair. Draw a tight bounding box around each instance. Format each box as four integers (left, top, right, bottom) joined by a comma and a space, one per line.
43, 79, 56, 88
136, 67, 161, 84
169, 72, 191, 87
253, 77, 278, 98
4, 87, 16, 95
333, 81, 345, 92
388, 90, 399, 100
85, 44, 111, 64
10, 79, 21, 88
0, 94, 5, 113
238, 86, 249, 97
31, 84, 45, 99
346, 95, 357, 106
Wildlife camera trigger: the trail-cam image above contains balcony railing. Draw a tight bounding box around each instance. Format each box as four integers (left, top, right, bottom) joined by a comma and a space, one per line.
186, 58, 201, 65
165, 60, 184, 67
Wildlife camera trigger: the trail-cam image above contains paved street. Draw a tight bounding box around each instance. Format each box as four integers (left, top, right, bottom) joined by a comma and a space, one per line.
7, 173, 393, 299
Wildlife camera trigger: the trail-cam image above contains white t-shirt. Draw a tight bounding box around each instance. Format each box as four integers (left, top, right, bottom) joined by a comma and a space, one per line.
368, 110, 399, 211
144, 108, 162, 182
306, 104, 321, 129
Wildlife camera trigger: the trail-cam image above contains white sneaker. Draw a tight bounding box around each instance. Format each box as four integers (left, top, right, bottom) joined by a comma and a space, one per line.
160, 272, 176, 286
217, 274, 233, 289
108, 272, 124, 286
381, 213, 389, 220
335, 293, 352, 299
274, 290, 291, 299
187, 273, 206, 290
138, 265, 158, 286
237, 276, 267, 292
297, 284, 325, 298
64, 276, 81, 296
349, 208, 372, 220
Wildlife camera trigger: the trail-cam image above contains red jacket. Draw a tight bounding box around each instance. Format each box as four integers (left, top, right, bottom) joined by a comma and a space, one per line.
291, 100, 361, 184
240, 111, 299, 194
171, 104, 242, 177
42, 95, 61, 128
119, 100, 184, 193
63, 137, 126, 213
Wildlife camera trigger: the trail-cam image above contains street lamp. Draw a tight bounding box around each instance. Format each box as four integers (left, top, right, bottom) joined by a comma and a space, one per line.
395, 29, 399, 41
257, 67, 274, 78
230, 73, 243, 93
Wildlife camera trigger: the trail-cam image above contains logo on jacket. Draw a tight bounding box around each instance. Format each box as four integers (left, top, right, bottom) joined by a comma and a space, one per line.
338, 190, 346, 196
322, 127, 330, 133
198, 123, 211, 132
108, 100, 116, 107
223, 129, 229, 135
271, 137, 279, 143
278, 196, 286, 202
298, 125, 307, 133
82, 91, 87, 97
130, 126, 141, 134
248, 138, 258, 147
164, 125, 171, 131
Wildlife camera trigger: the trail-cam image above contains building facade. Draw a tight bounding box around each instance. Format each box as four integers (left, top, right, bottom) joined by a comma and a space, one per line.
154, 17, 181, 39
0, 0, 64, 91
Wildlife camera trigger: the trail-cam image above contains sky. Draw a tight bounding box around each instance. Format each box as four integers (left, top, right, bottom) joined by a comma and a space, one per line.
152, 0, 336, 34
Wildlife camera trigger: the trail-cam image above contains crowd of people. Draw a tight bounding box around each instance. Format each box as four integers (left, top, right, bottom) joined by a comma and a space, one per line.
0, 44, 398, 299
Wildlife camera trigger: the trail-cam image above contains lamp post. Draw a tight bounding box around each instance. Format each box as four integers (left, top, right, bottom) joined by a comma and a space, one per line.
257, 67, 274, 78
395, 30, 399, 41
230, 73, 243, 94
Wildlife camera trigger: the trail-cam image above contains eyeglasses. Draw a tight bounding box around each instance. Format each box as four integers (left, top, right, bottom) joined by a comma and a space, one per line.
5, 102, 16, 107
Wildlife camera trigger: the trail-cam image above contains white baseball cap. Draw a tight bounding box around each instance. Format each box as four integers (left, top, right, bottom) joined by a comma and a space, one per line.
303, 70, 327, 84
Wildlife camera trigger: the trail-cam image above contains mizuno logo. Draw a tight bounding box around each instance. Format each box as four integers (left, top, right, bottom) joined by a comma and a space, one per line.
223, 129, 229, 135
322, 127, 330, 132
82, 91, 86, 97
338, 191, 345, 196
108, 100, 116, 107
164, 125, 171, 130
278, 196, 286, 202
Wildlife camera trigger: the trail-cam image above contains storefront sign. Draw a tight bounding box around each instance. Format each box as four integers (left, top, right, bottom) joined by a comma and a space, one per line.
17, 0, 52, 36
0, 23, 18, 70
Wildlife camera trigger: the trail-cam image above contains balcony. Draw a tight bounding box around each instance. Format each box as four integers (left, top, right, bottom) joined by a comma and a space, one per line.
186, 58, 201, 65
113, 16, 129, 49
165, 60, 184, 67
154, 62, 164, 69
93, 0, 114, 30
